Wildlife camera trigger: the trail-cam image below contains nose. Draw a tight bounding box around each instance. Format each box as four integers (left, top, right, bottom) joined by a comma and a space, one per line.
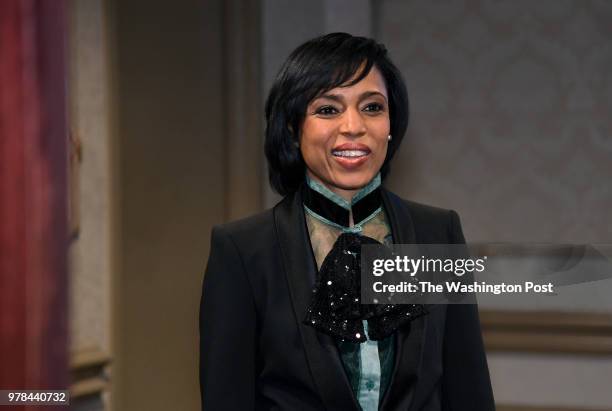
339, 107, 366, 137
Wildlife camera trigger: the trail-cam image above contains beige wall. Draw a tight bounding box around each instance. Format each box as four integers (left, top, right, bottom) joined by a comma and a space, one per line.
69, 0, 113, 354
68, 0, 113, 409
110, 0, 227, 410
70, 1, 263, 409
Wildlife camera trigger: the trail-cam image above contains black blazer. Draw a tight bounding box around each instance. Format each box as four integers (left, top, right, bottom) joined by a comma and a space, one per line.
199, 188, 495, 411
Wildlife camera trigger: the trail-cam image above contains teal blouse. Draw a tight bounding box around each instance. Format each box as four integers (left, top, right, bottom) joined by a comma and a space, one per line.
304, 175, 395, 410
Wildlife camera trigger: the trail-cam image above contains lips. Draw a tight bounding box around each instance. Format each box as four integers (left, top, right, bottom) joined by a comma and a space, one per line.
331, 143, 371, 169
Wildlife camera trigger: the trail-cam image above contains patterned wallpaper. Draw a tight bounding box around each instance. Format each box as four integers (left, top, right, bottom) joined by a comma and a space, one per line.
378, 0, 612, 244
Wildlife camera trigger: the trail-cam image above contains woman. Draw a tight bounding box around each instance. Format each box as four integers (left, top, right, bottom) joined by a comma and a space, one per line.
200, 33, 494, 411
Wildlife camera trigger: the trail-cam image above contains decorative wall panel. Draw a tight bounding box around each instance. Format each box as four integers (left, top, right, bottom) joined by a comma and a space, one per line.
378, 0, 612, 244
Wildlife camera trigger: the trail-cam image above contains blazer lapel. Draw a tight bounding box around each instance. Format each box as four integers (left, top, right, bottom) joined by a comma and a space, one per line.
379, 189, 428, 411
274, 190, 361, 411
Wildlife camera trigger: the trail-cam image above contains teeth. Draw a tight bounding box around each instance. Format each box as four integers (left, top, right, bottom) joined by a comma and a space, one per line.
332, 150, 368, 158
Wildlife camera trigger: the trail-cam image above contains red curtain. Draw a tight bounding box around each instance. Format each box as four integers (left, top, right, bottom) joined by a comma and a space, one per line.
0, 0, 69, 407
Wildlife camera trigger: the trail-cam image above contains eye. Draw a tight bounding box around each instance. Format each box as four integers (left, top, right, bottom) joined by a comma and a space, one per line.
314, 105, 340, 116
362, 102, 385, 113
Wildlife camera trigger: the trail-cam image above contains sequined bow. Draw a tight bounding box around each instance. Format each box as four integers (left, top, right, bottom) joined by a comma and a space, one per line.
304, 232, 427, 343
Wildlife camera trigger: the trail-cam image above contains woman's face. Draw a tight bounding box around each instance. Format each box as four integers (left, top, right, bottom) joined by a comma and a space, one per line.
300, 66, 390, 201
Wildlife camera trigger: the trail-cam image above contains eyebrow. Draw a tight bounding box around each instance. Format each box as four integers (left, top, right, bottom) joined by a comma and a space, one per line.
315, 90, 388, 103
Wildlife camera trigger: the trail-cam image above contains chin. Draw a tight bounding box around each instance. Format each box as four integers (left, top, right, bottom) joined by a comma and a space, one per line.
333, 173, 375, 190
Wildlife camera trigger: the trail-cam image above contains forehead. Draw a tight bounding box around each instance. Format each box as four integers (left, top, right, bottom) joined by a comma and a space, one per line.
322, 66, 388, 98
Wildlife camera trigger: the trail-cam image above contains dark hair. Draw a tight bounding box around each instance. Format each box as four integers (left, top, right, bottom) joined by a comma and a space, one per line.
264, 32, 410, 196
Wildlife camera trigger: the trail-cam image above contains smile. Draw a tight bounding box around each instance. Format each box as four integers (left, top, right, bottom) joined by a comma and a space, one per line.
330, 144, 371, 170
331, 149, 369, 158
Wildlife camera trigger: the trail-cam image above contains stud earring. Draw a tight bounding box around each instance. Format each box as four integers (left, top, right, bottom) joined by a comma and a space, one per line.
387, 134, 392, 141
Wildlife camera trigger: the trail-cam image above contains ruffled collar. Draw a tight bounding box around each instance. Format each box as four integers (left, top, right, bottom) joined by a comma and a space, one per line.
302, 174, 382, 232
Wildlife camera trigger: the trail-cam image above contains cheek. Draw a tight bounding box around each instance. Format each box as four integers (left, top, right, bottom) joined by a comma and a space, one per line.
375, 140, 389, 168
371, 120, 391, 152
300, 121, 333, 158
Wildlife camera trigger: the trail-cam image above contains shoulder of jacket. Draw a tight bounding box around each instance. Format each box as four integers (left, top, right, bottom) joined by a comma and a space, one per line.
383, 190, 464, 243
213, 208, 275, 239
384, 190, 455, 220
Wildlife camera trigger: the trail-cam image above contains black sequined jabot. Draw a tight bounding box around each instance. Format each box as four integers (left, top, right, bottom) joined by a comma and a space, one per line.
304, 232, 427, 343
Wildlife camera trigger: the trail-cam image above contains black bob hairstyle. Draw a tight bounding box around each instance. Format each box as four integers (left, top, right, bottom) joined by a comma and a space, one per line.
264, 32, 410, 196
